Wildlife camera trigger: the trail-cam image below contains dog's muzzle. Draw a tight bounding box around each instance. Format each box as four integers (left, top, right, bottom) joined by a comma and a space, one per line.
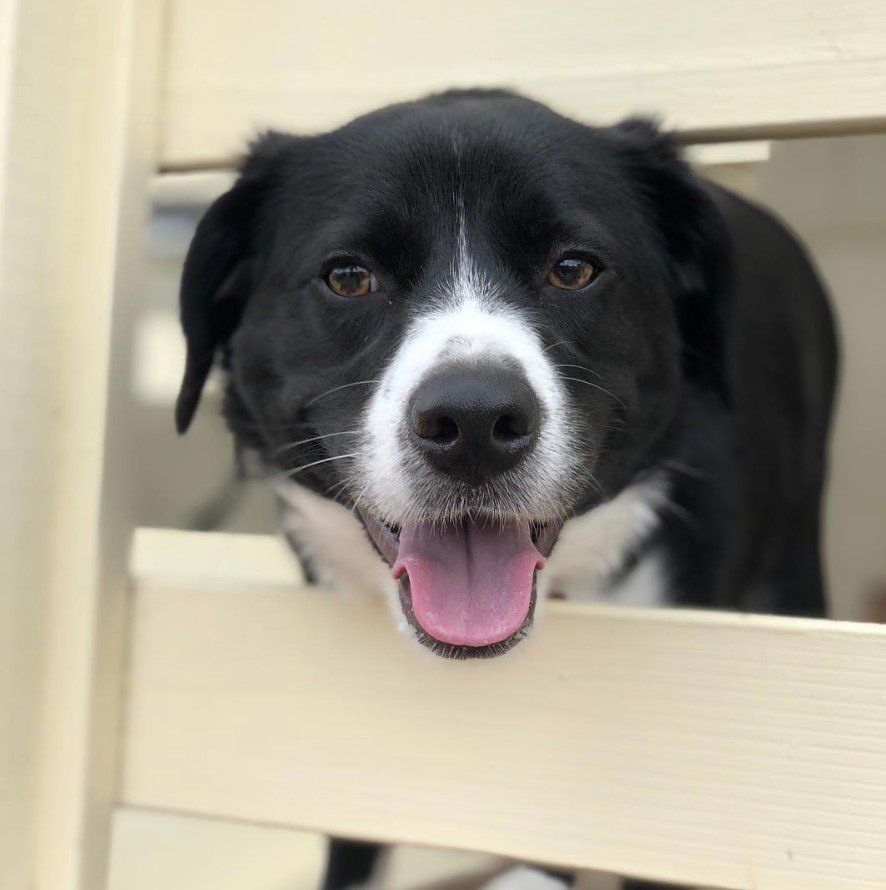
360, 511, 563, 658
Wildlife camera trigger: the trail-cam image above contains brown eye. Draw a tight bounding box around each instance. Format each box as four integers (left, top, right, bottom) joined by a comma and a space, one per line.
326, 264, 377, 297
547, 257, 598, 291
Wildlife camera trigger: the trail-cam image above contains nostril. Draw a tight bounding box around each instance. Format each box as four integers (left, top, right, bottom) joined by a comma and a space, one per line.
415, 412, 459, 445
408, 365, 540, 479
492, 412, 531, 442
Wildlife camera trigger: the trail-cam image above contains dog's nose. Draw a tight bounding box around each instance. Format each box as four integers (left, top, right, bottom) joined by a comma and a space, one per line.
409, 365, 539, 482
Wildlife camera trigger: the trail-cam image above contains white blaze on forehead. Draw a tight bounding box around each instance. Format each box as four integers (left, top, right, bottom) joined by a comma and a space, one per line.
381, 295, 564, 416
355, 208, 578, 524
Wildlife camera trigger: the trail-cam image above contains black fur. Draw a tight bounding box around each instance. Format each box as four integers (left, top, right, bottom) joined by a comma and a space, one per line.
320, 839, 381, 890
176, 89, 838, 890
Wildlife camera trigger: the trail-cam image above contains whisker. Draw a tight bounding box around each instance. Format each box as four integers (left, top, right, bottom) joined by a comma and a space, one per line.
657, 497, 698, 531
271, 429, 360, 457
285, 452, 360, 479
543, 340, 569, 354
662, 459, 711, 481
554, 362, 604, 380
583, 469, 607, 498
324, 476, 351, 496
351, 484, 369, 515
231, 418, 313, 432
559, 376, 627, 409
304, 379, 380, 408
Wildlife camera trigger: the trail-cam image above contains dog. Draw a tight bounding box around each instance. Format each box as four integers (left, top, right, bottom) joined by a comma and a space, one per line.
175, 90, 837, 890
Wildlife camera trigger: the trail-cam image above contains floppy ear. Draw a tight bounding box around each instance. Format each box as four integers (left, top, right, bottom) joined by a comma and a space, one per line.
175, 132, 290, 433
610, 118, 732, 402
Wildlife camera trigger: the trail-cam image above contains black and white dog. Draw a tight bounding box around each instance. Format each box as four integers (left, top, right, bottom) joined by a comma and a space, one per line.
176, 90, 837, 890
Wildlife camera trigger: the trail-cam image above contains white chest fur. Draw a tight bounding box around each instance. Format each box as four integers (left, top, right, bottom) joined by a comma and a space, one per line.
537, 476, 671, 607
271, 479, 408, 631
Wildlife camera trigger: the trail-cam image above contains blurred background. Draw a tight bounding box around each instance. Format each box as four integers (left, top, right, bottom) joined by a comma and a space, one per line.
3, 1, 885, 888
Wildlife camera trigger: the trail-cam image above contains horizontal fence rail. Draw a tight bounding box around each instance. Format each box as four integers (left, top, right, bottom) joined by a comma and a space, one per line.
121, 529, 886, 889
160, 0, 886, 168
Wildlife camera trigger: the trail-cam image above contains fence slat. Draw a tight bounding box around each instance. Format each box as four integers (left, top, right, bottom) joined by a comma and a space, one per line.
122, 529, 886, 889
160, 0, 886, 169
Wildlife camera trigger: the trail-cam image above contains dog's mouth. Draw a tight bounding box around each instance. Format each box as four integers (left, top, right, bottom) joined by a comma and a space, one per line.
359, 511, 562, 658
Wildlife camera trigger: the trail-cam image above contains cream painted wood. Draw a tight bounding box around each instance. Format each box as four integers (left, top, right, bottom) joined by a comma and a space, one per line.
130, 527, 301, 588
107, 811, 328, 890
0, 4, 35, 887
122, 529, 886, 890
107, 809, 508, 890
0, 1, 163, 888
160, 0, 886, 168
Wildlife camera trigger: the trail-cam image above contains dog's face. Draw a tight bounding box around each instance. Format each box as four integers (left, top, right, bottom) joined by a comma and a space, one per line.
177, 91, 728, 657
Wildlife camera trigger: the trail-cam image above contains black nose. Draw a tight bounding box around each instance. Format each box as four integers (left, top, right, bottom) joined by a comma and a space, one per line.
409, 365, 540, 482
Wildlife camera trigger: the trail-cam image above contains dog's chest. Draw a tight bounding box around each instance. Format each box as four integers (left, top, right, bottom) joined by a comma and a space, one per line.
273, 479, 397, 597
539, 477, 671, 607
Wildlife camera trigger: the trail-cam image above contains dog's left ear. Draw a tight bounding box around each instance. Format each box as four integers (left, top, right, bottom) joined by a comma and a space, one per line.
175, 132, 291, 434
610, 118, 732, 402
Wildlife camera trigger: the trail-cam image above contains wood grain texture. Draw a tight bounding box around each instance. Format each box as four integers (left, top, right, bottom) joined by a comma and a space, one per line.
160, 0, 886, 168
122, 530, 886, 889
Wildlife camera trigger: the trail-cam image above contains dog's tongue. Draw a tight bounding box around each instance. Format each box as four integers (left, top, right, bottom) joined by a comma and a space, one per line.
392, 520, 544, 647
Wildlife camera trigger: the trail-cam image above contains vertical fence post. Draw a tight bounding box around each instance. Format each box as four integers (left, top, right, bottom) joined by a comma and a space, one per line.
0, 0, 164, 887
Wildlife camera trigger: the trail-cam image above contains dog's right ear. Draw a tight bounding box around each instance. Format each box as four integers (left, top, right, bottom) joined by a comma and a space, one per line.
175, 132, 290, 434
608, 117, 733, 403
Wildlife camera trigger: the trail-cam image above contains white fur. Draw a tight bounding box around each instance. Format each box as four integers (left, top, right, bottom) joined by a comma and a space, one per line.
274, 473, 670, 648
278, 219, 669, 630
539, 476, 670, 606
357, 248, 577, 525
272, 479, 409, 633
480, 866, 570, 890
607, 547, 669, 607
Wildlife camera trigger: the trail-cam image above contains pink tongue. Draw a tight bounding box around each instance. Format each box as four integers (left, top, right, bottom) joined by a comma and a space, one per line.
392, 520, 544, 647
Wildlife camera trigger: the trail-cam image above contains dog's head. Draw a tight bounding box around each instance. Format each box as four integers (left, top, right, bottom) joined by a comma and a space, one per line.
176, 91, 729, 657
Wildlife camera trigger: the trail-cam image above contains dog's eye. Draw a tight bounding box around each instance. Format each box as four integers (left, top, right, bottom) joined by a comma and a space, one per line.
547, 257, 598, 291
326, 265, 377, 297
